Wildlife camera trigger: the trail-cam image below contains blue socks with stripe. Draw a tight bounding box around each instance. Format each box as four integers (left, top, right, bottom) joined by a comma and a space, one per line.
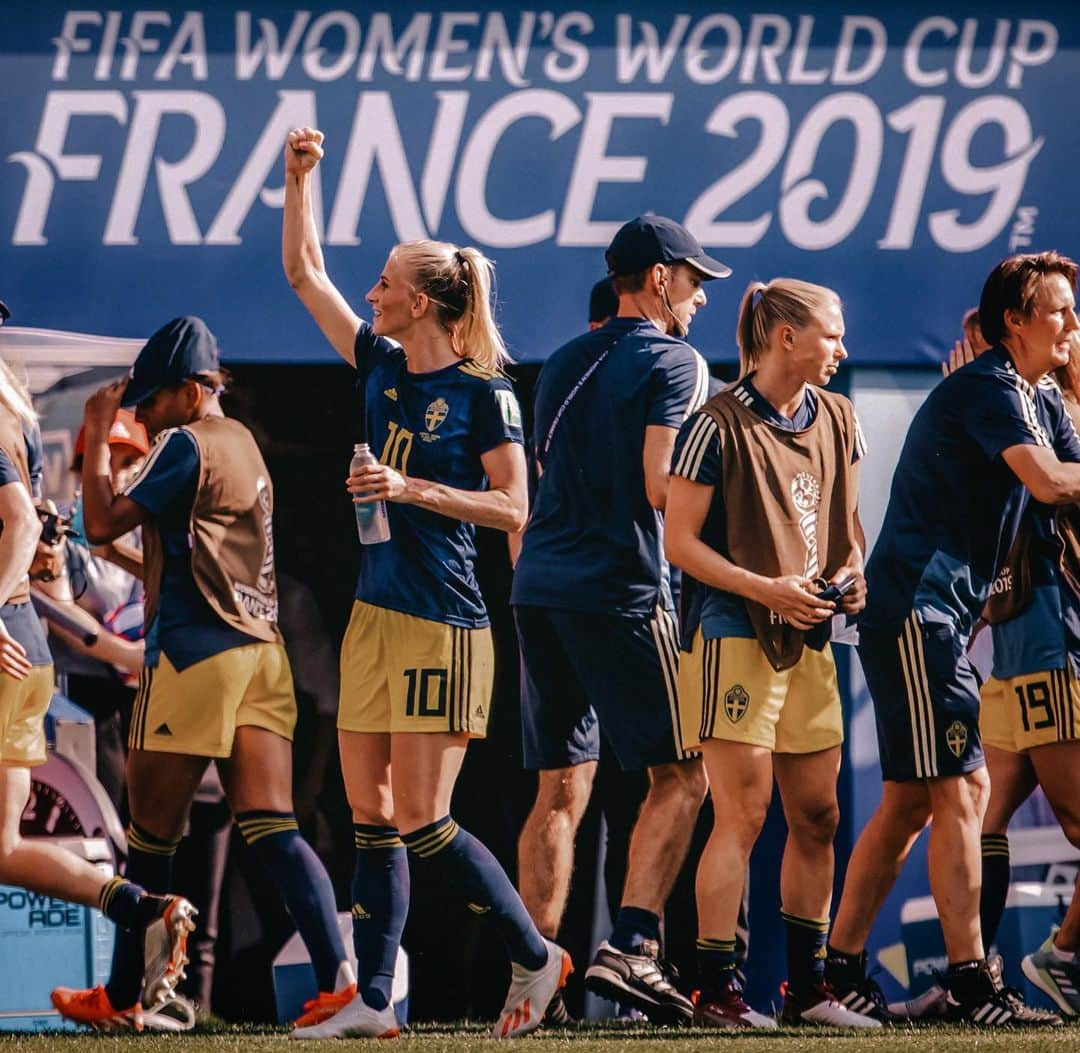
782, 911, 829, 995
697, 937, 738, 1001
980, 833, 1011, 948
97, 876, 153, 932
352, 824, 409, 1011
236, 810, 350, 993
402, 816, 548, 970
106, 822, 180, 1010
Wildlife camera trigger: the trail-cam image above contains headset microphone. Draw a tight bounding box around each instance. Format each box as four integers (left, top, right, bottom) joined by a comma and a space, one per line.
659, 279, 686, 340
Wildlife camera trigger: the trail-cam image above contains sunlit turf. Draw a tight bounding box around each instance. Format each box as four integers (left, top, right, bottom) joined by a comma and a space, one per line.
3, 1018, 1080, 1052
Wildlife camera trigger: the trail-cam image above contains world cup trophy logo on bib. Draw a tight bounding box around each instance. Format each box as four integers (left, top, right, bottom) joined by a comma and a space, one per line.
791, 471, 822, 579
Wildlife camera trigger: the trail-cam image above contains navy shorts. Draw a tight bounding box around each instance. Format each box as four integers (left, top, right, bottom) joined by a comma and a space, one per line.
514, 604, 691, 772
858, 613, 985, 782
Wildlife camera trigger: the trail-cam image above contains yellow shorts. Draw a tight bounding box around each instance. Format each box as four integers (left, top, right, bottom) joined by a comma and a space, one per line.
980, 669, 1079, 753
0, 665, 54, 767
129, 643, 296, 757
678, 633, 843, 754
338, 602, 493, 736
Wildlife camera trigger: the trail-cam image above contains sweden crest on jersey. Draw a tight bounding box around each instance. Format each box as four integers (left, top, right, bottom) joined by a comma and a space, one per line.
425, 398, 449, 432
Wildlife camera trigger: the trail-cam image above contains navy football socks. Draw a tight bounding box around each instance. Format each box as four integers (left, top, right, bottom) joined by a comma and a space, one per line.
610, 905, 661, 954
105, 822, 179, 1010
98, 876, 156, 932
236, 810, 348, 992
351, 824, 409, 1011
696, 937, 738, 1001
402, 816, 548, 970
980, 833, 1011, 949
782, 911, 829, 995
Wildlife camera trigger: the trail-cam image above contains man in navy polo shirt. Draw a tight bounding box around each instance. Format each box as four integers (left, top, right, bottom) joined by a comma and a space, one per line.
512, 216, 725, 1023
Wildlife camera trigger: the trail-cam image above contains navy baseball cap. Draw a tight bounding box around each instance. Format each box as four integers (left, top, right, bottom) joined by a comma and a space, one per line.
606, 215, 731, 280
122, 316, 220, 407
588, 277, 618, 324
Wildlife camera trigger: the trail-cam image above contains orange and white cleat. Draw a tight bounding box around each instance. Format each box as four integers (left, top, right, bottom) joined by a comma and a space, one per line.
51, 984, 143, 1032
493, 939, 573, 1039
290, 989, 398, 1040
293, 984, 358, 1029
142, 895, 198, 1008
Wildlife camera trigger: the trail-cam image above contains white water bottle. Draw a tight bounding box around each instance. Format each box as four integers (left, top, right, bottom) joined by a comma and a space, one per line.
351, 443, 391, 544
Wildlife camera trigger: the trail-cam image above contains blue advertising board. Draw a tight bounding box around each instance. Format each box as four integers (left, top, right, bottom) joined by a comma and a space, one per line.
1, 3, 1077, 363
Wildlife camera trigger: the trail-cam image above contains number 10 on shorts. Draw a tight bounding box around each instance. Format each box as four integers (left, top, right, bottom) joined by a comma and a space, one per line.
404, 667, 448, 717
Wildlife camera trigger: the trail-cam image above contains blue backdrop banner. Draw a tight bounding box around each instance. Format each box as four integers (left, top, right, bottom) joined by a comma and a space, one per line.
2, 3, 1076, 362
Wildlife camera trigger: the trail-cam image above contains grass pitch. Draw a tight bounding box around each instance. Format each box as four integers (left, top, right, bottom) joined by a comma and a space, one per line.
3, 1021, 1080, 1052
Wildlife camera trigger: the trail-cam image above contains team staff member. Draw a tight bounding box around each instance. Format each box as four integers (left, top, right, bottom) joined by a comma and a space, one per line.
282, 126, 568, 1040
52, 317, 354, 1031
512, 216, 718, 1025
666, 279, 876, 1030
825, 251, 1080, 1026
0, 356, 192, 1031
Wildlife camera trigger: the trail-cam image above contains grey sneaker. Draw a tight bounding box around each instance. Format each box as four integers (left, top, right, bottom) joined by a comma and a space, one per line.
1022, 931, 1080, 1017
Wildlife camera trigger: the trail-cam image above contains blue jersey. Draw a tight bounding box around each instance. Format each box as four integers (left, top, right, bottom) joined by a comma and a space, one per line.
862, 346, 1080, 637
990, 504, 1080, 679
353, 323, 524, 628
672, 377, 865, 640
511, 317, 709, 616
124, 428, 258, 670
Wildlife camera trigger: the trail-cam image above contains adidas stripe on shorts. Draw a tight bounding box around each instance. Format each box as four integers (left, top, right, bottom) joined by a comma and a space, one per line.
858, 613, 985, 782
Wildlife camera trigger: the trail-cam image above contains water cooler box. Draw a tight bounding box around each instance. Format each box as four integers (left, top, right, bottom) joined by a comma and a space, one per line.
0, 838, 114, 1032
272, 911, 408, 1026
901, 881, 1071, 1007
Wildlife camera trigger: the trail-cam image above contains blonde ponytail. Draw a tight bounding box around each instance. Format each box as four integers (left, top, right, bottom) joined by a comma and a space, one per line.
454, 246, 509, 373
0, 357, 36, 426
735, 282, 769, 378
734, 278, 840, 377
392, 240, 510, 373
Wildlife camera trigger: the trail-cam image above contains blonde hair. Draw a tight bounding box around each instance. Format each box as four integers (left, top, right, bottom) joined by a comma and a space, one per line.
735, 278, 840, 377
391, 240, 510, 373
0, 357, 36, 426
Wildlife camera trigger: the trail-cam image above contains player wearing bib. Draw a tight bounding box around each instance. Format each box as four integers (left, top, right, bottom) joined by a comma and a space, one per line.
826, 252, 1080, 1028
666, 278, 874, 1031
284, 126, 568, 1040
53, 317, 354, 1032
0, 349, 193, 1033
513, 216, 722, 1025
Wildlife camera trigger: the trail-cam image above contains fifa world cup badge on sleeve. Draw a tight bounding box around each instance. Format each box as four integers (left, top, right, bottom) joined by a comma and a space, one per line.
495, 390, 522, 429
